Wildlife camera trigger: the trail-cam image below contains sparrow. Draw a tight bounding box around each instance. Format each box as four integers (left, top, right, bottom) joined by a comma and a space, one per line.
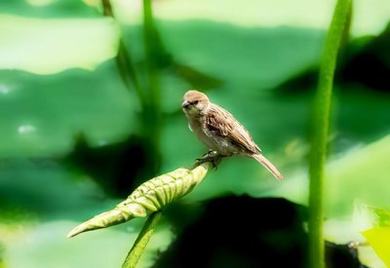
182, 90, 283, 180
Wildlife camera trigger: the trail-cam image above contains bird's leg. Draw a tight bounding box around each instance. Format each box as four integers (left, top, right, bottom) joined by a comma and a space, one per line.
196, 150, 222, 168
196, 150, 215, 163
198, 150, 213, 159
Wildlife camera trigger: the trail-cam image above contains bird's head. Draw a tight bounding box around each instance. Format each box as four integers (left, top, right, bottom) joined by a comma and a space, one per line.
182, 90, 209, 116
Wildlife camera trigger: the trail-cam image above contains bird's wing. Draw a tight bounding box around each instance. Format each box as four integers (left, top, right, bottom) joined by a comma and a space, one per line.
205, 104, 261, 154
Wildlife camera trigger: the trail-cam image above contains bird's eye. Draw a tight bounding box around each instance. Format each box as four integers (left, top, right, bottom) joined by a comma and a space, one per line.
193, 100, 199, 105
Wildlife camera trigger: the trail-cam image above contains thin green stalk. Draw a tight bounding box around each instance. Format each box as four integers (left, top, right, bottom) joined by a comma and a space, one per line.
115, 40, 145, 103
101, 0, 160, 177
101, 0, 114, 17
308, 1, 352, 268
101, 0, 145, 104
122, 212, 162, 268
142, 0, 161, 109
142, 0, 163, 174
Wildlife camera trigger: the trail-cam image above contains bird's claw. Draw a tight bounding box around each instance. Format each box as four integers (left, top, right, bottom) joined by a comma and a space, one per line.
195, 151, 221, 168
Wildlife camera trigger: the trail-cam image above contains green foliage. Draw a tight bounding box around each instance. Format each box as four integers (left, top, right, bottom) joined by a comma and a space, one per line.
362, 227, 390, 267
371, 208, 390, 227
4, 220, 172, 268
271, 136, 390, 218
0, 243, 4, 268
358, 206, 390, 266
0, 64, 136, 157
0, 14, 119, 74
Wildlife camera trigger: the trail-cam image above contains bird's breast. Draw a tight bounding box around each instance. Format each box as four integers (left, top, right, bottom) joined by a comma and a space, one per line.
187, 116, 236, 155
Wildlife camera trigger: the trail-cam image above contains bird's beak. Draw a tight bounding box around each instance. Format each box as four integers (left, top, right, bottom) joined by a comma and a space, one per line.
182, 100, 190, 109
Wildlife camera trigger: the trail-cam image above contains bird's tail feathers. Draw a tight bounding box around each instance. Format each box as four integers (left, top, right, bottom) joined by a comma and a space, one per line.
251, 154, 283, 180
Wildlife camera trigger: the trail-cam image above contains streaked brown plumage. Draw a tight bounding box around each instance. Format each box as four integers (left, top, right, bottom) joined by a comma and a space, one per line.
182, 90, 283, 180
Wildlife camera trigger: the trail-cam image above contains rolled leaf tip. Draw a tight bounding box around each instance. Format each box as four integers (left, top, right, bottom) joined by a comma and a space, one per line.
67, 162, 211, 238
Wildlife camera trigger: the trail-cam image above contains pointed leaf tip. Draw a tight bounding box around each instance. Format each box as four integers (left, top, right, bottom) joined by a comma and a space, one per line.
67, 225, 85, 238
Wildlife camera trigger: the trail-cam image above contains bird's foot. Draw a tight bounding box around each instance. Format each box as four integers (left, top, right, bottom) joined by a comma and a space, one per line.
195, 150, 221, 168
198, 150, 214, 158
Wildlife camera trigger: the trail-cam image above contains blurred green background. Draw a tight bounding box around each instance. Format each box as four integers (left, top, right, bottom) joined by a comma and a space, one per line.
0, 0, 389, 267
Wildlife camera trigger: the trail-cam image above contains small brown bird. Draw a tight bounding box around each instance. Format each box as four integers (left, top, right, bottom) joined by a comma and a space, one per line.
182, 90, 283, 180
